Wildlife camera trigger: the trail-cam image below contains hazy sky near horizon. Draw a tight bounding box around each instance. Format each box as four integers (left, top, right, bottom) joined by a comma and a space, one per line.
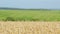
0, 0, 60, 9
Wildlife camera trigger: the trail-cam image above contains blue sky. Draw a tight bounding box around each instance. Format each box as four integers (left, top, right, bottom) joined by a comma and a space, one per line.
0, 0, 60, 9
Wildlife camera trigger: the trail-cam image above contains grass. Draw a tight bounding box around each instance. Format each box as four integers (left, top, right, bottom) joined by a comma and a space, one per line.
0, 10, 60, 21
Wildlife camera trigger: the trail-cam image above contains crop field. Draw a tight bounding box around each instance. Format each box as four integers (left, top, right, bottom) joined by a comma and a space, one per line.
0, 21, 60, 34
0, 10, 60, 34
0, 10, 60, 21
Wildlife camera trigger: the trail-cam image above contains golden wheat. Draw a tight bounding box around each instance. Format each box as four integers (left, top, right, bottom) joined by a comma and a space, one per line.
0, 21, 60, 34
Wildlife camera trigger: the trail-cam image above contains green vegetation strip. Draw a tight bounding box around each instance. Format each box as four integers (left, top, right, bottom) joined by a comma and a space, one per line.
0, 10, 60, 21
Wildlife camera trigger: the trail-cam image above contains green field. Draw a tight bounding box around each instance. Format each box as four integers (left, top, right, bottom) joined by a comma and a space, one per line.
0, 10, 60, 21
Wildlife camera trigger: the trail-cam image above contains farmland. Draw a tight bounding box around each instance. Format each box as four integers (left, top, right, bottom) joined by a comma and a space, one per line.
0, 10, 60, 21
0, 21, 60, 34
0, 10, 60, 34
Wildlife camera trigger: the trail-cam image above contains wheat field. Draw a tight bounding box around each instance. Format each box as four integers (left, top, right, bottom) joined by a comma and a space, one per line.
0, 21, 60, 34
